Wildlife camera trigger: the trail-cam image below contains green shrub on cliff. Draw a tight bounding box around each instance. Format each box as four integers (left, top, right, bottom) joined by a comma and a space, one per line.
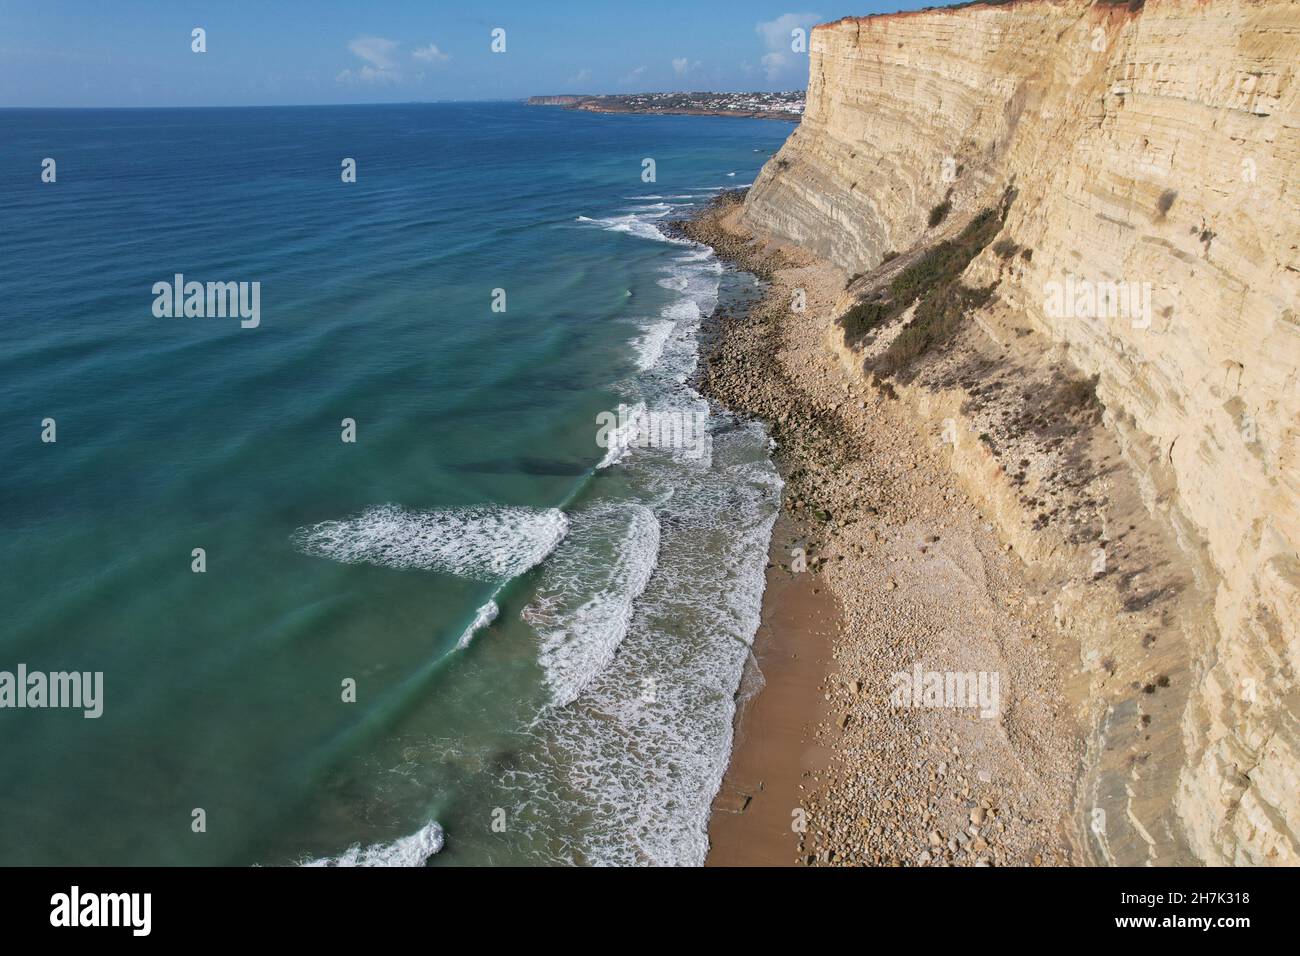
836, 188, 1014, 374
871, 283, 996, 377
927, 200, 952, 228
840, 298, 892, 341
889, 206, 1000, 303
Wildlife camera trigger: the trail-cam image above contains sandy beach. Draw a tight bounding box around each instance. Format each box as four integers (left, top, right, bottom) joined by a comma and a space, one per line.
706, 511, 836, 866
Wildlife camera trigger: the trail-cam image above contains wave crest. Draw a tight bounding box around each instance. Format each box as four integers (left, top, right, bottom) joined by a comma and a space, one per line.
299, 821, 444, 867
293, 505, 568, 582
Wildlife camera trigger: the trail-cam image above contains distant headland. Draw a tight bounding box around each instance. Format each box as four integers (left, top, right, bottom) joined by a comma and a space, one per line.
526, 91, 804, 121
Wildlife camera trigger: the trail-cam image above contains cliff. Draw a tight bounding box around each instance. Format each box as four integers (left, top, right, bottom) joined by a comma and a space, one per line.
742, 0, 1299, 865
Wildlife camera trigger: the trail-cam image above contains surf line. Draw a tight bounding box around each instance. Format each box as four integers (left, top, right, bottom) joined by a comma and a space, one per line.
451, 488, 586, 652
454, 194, 722, 653
449, 405, 663, 653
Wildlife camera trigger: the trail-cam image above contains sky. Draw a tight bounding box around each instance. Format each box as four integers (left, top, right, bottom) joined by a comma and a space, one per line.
0, 0, 951, 108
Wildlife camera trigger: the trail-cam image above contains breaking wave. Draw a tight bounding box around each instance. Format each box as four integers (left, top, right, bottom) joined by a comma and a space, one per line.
292, 505, 569, 582
299, 821, 444, 867
526, 503, 661, 707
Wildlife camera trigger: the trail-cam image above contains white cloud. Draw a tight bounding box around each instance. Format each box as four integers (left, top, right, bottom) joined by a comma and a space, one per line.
760, 51, 788, 81
337, 35, 403, 85
619, 65, 646, 85
756, 12, 821, 50
349, 36, 398, 70
755, 12, 821, 81
412, 43, 449, 64
672, 57, 701, 77
569, 67, 592, 85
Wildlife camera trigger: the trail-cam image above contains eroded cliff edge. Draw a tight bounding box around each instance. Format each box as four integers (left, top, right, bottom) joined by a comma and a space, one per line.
742, 0, 1298, 865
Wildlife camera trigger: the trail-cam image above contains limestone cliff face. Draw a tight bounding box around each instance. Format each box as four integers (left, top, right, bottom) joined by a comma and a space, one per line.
744, 0, 1299, 865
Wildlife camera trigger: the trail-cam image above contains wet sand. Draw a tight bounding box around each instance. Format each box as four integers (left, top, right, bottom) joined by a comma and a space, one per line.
706, 513, 835, 866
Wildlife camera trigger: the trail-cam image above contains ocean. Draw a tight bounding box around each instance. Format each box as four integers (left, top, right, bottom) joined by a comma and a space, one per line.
0, 102, 794, 865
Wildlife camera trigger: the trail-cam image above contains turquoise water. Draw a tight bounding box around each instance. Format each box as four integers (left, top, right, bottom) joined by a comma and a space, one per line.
0, 103, 792, 865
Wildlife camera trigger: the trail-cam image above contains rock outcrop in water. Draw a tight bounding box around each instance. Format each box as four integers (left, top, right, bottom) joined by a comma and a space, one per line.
741, 0, 1299, 865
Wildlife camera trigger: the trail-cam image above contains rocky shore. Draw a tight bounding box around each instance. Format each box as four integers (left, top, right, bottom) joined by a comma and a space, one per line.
684, 193, 1082, 866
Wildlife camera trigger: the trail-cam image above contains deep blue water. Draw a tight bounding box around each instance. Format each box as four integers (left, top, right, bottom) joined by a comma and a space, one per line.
0, 102, 793, 865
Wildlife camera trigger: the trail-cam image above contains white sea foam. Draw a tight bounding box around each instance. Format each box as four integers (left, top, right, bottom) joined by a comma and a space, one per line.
299, 821, 444, 867
576, 212, 693, 247
293, 505, 568, 582
673, 246, 715, 263
456, 600, 500, 649
501, 424, 783, 866
597, 214, 673, 243
493, 185, 779, 866
545, 208, 774, 862
630, 319, 675, 371
528, 503, 661, 707
597, 401, 646, 469
644, 265, 717, 403
659, 297, 702, 324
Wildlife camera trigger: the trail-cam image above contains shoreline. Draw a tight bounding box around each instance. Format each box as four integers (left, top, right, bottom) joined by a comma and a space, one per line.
689, 193, 845, 865
687, 195, 836, 865
526, 96, 802, 122
573, 104, 798, 122
686, 192, 1082, 866
705, 510, 836, 866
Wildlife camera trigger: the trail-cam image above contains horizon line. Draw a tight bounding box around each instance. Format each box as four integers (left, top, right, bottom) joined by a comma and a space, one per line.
0, 89, 808, 112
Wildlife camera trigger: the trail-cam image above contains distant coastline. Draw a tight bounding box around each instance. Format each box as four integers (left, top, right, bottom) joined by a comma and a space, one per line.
527, 91, 804, 121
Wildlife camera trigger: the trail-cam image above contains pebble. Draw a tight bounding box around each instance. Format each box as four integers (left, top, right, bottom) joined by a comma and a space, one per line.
681, 198, 1076, 870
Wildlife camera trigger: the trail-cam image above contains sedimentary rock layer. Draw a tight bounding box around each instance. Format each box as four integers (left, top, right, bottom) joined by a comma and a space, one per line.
743, 0, 1299, 865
